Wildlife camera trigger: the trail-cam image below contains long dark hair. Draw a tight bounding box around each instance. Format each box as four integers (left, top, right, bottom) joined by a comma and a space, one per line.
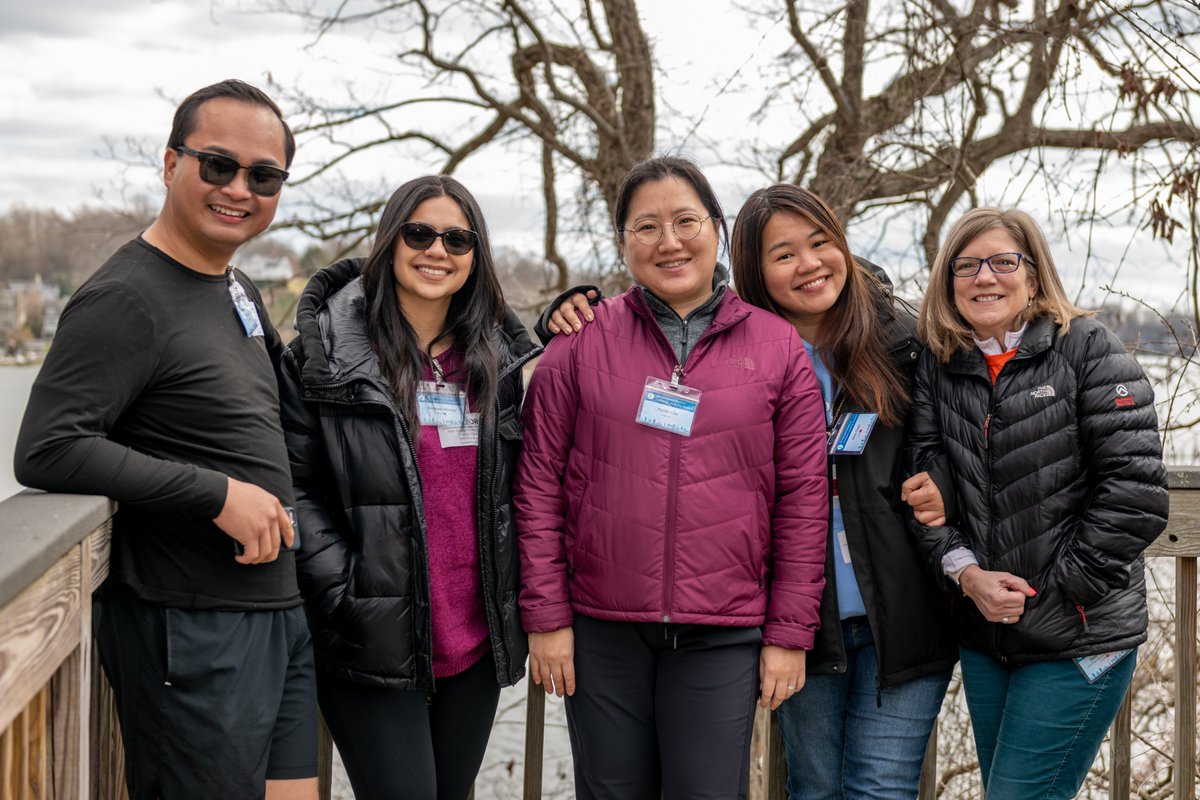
732, 184, 909, 427
360, 175, 505, 431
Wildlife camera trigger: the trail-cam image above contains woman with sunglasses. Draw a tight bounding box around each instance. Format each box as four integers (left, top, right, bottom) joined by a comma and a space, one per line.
515, 156, 829, 798
907, 207, 1167, 799
277, 175, 539, 799
721, 184, 957, 800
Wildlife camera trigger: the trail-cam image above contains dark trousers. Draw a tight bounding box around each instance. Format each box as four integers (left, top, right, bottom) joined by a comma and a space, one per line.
317, 652, 501, 800
565, 615, 761, 800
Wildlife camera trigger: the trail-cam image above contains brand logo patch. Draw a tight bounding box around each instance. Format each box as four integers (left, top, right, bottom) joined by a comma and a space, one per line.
1030, 385, 1056, 399
726, 356, 756, 370
1115, 396, 1136, 409
1116, 384, 1130, 397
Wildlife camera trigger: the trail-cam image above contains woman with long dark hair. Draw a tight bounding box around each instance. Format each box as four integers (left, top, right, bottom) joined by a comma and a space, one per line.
730, 184, 957, 800
277, 175, 539, 799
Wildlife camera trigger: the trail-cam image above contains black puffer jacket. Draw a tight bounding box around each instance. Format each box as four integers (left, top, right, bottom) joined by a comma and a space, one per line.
808, 286, 958, 687
908, 315, 1168, 664
278, 258, 540, 690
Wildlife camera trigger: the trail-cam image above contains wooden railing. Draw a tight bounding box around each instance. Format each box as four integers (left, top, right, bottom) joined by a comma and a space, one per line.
0, 469, 1195, 799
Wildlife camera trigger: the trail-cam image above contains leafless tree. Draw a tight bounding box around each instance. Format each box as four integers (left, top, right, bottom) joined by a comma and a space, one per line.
755, 0, 1199, 286
265, 0, 654, 292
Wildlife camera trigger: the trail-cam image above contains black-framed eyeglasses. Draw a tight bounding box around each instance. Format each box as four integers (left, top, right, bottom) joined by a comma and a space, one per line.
172, 146, 289, 197
620, 213, 713, 247
399, 222, 478, 256
949, 252, 1027, 279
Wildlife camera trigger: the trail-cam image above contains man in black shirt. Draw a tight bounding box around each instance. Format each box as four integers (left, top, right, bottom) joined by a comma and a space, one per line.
15, 80, 317, 800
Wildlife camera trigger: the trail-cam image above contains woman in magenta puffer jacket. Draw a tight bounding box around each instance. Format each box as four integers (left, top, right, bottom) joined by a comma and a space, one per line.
514, 156, 829, 799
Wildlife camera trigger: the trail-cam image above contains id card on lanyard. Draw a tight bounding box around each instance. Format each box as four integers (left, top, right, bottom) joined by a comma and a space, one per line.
635, 372, 702, 437
227, 275, 264, 337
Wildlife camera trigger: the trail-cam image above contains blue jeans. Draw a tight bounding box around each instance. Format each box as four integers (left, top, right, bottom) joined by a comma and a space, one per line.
776, 617, 951, 800
960, 645, 1136, 800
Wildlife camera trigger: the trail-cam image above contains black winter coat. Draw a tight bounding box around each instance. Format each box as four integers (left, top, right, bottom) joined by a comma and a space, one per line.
278, 258, 540, 690
807, 283, 958, 687
908, 315, 1168, 664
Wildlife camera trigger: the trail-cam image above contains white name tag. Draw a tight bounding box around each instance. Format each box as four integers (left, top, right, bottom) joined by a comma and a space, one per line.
836, 527, 852, 565
417, 381, 467, 427
635, 377, 701, 437
227, 279, 264, 337
438, 413, 481, 448
827, 412, 878, 455
1075, 649, 1132, 683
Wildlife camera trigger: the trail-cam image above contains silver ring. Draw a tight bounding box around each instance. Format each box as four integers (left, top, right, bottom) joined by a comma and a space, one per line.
1001, 616, 1011, 624
786, 684, 796, 691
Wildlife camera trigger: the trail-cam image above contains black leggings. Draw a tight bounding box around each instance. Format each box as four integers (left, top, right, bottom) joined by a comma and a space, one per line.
316, 652, 501, 800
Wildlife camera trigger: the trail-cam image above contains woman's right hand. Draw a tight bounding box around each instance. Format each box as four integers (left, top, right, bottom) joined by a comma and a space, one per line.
959, 565, 1037, 624
546, 291, 599, 336
528, 627, 576, 696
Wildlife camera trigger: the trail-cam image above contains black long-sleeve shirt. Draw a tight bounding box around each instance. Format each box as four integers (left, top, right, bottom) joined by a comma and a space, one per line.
15, 237, 300, 609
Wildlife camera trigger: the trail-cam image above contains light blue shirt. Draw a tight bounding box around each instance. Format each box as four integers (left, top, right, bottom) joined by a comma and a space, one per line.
803, 342, 867, 620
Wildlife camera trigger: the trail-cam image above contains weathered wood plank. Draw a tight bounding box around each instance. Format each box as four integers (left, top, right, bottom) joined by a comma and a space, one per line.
87, 523, 111, 593
1146, 488, 1200, 557
1111, 689, 1132, 798
317, 716, 332, 800
89, 645, 126, 800
1174, 556, 1197, 800
523, 681, 545, 800
0, 548, 82, 734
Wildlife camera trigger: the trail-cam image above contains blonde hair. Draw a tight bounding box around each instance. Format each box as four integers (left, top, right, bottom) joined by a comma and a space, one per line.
918, 207, 1093, 363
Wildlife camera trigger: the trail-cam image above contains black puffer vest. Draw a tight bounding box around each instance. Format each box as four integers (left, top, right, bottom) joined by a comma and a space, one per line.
908, 315, 1168, 664
278, 258, 540, 690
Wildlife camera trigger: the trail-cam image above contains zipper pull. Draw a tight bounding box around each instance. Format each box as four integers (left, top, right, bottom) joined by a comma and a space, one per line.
670, 364, 683, 388
983, 413, 991, 448
1076, 604, 1089, 633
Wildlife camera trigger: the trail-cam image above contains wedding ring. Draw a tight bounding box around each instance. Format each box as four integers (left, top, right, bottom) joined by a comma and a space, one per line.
786, 684, 796, 691
1001, 616, 1011, 624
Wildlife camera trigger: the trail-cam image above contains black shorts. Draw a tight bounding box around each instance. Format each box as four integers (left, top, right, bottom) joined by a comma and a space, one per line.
94, 587, 318, 800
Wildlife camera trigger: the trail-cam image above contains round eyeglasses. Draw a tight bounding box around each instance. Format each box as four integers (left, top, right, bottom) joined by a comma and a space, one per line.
620, 213, 712, 247
949, 252, 1027, 278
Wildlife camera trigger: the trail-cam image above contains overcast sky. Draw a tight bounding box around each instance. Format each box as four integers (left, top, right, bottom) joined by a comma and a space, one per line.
1, 1, 1194, 308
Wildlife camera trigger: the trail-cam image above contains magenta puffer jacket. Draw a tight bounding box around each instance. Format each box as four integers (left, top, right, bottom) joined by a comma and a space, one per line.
515, 287, 829, 650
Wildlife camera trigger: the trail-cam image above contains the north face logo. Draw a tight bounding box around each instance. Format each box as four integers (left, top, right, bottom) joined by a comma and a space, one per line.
726, 356, 756, 370
1030, 385, 1055, 399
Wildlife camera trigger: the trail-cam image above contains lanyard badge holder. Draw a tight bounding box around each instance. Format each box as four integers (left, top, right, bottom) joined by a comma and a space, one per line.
227, 276, 264, 337
635, 367, 702, 437
826, 411, 878, 455
416, 356, 479, 447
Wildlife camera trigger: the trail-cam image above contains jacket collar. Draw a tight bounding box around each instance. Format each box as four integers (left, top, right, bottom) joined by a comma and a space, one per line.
293, 256, 540, 389
946, 314, 1058, 375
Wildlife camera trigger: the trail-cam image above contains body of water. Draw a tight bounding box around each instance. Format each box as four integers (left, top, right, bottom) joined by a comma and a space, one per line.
1, 364, 39, 500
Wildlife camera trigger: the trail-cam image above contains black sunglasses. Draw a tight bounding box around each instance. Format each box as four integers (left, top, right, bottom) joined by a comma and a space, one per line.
400, 222, 477, 256
173, 146, 289, 197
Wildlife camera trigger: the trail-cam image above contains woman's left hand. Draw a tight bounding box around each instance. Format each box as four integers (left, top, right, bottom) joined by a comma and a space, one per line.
900, 471, 946, 526
759, 645, 806, 710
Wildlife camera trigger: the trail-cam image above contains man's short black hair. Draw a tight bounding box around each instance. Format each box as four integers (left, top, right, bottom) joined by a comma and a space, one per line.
167, 79, 296, 168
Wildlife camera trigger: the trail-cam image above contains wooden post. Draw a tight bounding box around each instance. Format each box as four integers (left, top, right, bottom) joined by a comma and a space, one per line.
317, 715, 333, 800
523, 680, 545, 800
918, 718, 938, 800
1174, 555, 1197, 800
1110, 689, 1132, 799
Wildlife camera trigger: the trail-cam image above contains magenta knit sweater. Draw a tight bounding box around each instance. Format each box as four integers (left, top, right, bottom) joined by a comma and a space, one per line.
418, 351, 490, 677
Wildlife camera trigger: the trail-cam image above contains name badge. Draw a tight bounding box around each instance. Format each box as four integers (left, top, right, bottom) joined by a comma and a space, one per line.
417, 381, 467, 427
827, 412, 878, 455
1075, 649, 1132, 684
438, 413, 481, 448
635, 377, 701, 437
227, 279, 264, 337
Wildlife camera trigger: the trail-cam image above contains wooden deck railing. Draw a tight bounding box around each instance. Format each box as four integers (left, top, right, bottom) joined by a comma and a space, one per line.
0, 469, 1195, 799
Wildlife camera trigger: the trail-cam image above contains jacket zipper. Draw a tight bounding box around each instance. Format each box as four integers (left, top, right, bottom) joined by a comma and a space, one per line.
307, 374, 434, 689
634, 293, 749, 623
482, 345, 542, 680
